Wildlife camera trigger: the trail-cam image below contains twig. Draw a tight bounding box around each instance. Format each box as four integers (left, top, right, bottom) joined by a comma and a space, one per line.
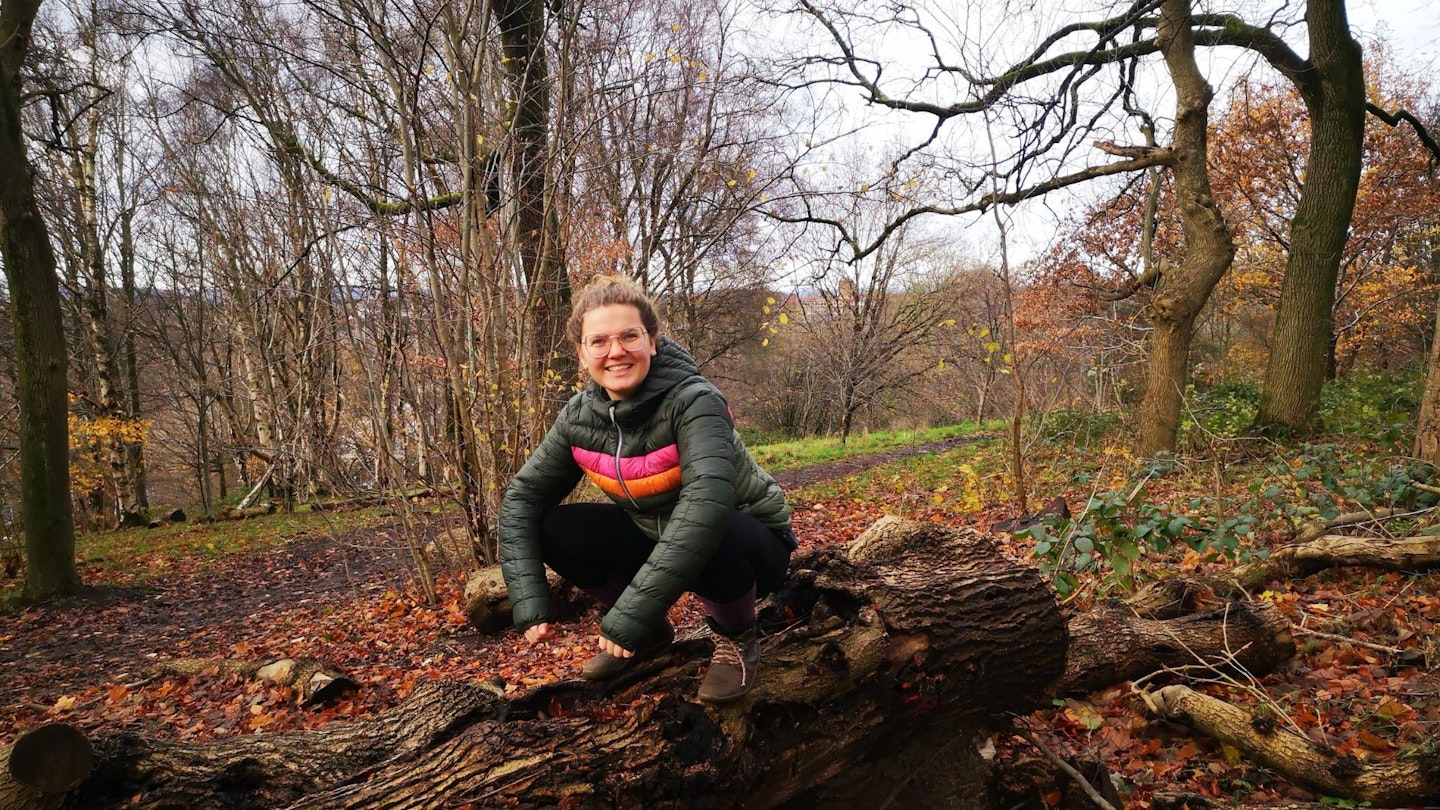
1016, 727, 1119, 810
1293, 626, 1407, 656
1410, 480, 1440, 497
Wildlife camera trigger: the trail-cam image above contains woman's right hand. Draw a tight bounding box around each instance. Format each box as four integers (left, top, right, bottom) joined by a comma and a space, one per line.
524, 622, 554, 644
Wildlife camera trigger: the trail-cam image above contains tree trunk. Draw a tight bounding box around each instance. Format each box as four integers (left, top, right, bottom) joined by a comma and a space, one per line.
1415, 288, 1440, 463
492, 0, 570, 377
118, 205, 148, 511
1135, 0, 1235, 456
1, 0, 81, 600
1255, 0, 1367, 431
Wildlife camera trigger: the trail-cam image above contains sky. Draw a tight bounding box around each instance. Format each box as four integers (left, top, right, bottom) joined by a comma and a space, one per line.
1349, 0, 1440, 67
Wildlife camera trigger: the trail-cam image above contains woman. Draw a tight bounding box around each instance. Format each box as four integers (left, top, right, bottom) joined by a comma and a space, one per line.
499, 275, 794, 703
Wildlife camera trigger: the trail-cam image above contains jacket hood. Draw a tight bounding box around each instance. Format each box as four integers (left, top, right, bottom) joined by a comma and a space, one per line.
585, 337, 703, 423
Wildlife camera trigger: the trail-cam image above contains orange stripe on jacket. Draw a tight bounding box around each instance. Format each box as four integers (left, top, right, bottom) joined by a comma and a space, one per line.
583, 466, 683, 500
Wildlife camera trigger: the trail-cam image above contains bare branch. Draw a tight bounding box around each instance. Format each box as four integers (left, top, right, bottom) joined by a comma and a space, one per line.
768, 151, 1173, 263
1366, 101, 1440, 164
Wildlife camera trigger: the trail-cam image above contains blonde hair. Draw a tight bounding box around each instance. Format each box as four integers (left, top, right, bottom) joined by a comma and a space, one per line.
565, 275, 663, 344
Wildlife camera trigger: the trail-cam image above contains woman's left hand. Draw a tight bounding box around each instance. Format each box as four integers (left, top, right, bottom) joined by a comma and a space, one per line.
598, 635, 634, 659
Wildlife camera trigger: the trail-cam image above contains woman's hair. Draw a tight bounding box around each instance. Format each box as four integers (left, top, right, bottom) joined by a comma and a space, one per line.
565, 274, 663, 343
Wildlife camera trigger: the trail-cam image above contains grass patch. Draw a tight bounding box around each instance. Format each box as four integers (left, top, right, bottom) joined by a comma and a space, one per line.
790, 438, 1006, 511
750, 421, 996, 472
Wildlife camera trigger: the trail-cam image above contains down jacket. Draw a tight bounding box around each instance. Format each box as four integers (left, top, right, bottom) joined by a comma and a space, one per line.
498, 338, 791, 653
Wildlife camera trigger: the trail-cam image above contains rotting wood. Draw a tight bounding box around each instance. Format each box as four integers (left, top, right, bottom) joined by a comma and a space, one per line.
5, 517, 1072, 809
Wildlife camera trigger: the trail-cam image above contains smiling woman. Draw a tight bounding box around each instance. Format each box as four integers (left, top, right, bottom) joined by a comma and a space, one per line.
498, 274, 797, 704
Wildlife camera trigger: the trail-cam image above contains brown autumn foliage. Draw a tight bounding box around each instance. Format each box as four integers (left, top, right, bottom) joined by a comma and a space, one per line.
1029, 58, 1440, 393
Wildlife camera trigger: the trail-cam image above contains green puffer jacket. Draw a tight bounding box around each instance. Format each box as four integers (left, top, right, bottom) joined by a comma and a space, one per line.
498, 338, 791, 653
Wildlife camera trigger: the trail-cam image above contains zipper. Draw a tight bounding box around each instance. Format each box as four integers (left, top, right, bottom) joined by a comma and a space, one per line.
609, 405, 640, 508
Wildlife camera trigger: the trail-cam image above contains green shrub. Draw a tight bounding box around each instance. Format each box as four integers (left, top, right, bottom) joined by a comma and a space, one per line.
1316, 370, 1420, 444
1021, 476, 1250, 599
1181, 381, 1260, 441
1034, 408, 1123, 447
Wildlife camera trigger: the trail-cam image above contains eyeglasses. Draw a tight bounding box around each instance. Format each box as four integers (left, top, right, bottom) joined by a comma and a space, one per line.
581, 327, 648, 358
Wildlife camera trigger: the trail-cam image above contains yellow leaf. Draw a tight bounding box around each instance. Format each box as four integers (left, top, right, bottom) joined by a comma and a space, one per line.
778, 312, 789, 324
766, 296, 776, 305
937, 358, 944, 370
645, 53, 655, 62
54, 695, 77, 712
761, 338, 769, 347
746, 169, 756, 182
762, 305, 771, 314
978, 327, 990, 338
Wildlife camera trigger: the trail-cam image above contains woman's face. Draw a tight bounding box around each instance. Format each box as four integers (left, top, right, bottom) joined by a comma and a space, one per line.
578, 303, 657, 401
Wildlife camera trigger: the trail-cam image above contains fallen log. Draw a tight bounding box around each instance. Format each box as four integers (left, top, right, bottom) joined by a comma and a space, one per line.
1144, 684, 1440, 807
0, 517, 1299, 808
0, 724, 92, 810
1150, 793, 1344, 809
1059, 599, 1294, 695
151, 657, 357, 706
1229, 534, 1440, 592
216, 503, 277, 521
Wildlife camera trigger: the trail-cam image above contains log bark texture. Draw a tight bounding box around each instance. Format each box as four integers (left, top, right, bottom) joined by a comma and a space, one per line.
1060, 599, 1295, 694
9, 518, 1070, 809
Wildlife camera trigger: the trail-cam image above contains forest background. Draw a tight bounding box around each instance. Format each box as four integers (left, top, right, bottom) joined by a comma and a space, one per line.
5, 0, 1440, 804
4, 0, 1440, 582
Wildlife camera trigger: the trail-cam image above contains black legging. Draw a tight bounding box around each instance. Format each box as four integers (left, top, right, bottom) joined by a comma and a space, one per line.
539, 503, 791, 604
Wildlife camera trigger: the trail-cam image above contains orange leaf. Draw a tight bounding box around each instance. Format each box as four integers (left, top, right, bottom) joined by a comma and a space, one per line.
1357, 730, 1392, 750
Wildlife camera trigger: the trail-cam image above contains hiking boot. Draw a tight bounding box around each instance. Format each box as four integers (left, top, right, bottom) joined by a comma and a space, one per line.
581, 650, 635, 680
697, 626, 760, 703
581, 626, 673, 681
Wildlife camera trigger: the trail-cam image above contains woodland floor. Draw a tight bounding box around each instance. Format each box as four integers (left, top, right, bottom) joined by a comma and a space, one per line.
4, 435, 1440, 808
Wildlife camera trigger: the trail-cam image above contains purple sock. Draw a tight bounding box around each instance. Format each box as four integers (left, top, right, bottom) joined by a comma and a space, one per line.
699, 585, 756, 635
580, 576, 628, 609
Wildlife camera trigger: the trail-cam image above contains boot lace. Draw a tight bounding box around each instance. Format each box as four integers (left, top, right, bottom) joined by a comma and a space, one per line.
711, 634, 748, 672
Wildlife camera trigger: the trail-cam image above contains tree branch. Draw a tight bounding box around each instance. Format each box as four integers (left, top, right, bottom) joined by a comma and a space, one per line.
1366, 102, 1440, 163
768, 151, 1173, 263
